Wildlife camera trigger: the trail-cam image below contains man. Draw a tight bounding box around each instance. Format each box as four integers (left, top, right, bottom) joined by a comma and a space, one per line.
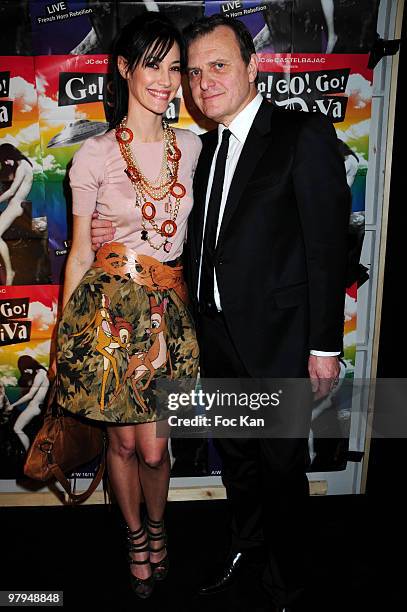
91, 14, 350, 611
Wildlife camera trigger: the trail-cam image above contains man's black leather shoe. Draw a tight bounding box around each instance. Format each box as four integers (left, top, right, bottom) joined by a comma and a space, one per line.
198, 550, 261, 596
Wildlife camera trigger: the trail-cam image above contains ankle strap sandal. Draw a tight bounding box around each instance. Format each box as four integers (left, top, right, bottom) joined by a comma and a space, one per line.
126, 525, 154, 599
146, 517, 169, 582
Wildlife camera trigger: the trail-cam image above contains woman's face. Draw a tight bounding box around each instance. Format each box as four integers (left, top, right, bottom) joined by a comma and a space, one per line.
119, 42, 181, 118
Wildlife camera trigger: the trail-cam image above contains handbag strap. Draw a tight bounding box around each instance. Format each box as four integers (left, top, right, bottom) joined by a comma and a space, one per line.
48, 441, 106, 505
44, 377, 64, 419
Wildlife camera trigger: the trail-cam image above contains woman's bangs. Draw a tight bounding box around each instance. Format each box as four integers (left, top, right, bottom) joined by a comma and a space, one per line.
141, 35, 175, 67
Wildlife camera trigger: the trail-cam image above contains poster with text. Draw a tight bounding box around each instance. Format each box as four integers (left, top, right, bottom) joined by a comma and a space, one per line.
0, 0, 379, 484
205, 0, 380, 54
0, 285, 58, 478
0, 57, 52, 287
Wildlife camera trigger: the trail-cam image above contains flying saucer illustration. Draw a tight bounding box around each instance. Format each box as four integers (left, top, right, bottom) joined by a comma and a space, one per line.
47, 119, 109, 148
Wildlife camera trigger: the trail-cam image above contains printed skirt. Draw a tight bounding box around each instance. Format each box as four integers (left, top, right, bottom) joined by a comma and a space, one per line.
56, 242, 199, 424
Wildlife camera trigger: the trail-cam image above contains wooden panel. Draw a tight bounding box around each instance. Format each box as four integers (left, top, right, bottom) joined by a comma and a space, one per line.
0, 480, 328, 507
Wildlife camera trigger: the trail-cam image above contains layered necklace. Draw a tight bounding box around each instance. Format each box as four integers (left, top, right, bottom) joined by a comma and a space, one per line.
115, 116, 186, 253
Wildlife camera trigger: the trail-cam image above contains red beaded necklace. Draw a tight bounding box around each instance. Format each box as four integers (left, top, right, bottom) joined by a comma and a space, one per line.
116, 117, 186, 253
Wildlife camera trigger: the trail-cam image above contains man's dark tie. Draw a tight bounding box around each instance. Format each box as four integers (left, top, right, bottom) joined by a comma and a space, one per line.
199, 128, 231, 310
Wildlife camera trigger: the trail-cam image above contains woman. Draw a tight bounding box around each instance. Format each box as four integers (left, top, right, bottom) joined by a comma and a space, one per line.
56, 13, 201, 599
7, 356, 49, 451
320, 0, 337, 53
0, 143, 34, 285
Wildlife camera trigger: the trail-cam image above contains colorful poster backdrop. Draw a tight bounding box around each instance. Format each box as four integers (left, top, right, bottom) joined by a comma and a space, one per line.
0, 285, 58, 478
36, 54, 111, 283
0, 56, 51, 287
253, 52, 372, 471
0, 1, 377, 481
205, 0, 380, 53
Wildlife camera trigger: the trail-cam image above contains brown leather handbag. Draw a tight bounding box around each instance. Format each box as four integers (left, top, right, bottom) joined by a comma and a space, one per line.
24, 381, 106, 504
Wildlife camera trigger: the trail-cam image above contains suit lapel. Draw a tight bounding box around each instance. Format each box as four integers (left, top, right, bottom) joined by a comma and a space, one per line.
192, 130, 218, 254
216, 100, 274, 248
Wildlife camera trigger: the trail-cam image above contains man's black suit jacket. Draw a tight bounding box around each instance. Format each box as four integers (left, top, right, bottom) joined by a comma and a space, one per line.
186, 100, 351, 378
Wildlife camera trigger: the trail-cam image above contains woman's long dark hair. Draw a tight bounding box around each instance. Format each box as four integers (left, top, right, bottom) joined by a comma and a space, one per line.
17, 355, 46, 389
0, 143, 31, 165
108, 13, 184, 129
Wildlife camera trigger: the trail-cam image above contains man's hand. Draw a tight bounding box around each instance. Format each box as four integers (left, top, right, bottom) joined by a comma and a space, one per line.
308, 355, 340, 401
91, 211, 115, 251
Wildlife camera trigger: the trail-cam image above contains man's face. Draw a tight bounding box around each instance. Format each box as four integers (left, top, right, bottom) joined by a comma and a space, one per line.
187, 26, 258, 126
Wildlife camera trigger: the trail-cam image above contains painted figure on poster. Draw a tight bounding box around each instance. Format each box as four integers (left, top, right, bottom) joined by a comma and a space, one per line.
338, 138, 359, 188
68, 0, 203, 56
320, 0, 337, 53
6, 356, 49, 452
0, 144, 34, 285
253, 0, 293, 53
0, 382, 12, 425
253, 0, 337, 53
253, 0, 378, 54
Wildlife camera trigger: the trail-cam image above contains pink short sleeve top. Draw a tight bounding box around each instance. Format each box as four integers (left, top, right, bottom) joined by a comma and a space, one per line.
69, 127, 202, 261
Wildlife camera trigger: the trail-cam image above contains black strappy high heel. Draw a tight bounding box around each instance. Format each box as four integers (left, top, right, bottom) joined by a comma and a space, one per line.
146, 517, 169, 582
126, 525, 154, 599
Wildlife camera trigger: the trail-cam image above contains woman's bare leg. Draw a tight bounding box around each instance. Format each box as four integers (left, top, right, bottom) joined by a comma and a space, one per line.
135, 421, 170, 565
13, 402, 42, 451
107, 424, 151, 580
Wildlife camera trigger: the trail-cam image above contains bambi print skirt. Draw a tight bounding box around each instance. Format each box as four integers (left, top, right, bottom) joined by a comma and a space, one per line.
56, 242, 199, 424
